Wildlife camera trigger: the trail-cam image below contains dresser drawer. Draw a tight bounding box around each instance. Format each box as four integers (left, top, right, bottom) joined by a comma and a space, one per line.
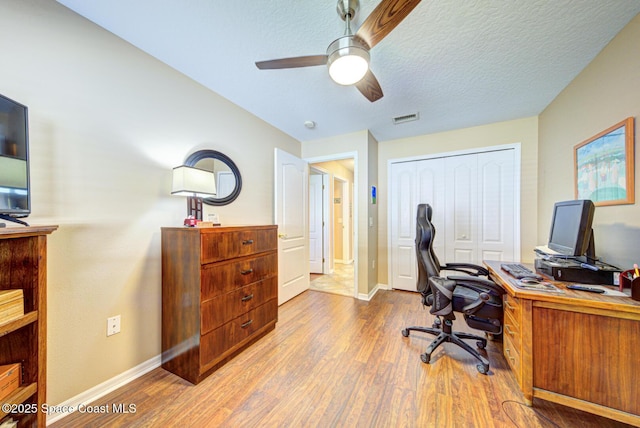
503, 293, 521, 324
201, 228, 277, 263
201, 252, 277, 299
201, 276, 277, 334
200, 299, 278, 367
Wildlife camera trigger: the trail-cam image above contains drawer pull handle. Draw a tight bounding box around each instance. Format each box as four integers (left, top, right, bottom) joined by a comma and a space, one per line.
241, 268, 254, 275
242, 239, 254, 245
241, 319, 253, 329
241, 294, 254, 302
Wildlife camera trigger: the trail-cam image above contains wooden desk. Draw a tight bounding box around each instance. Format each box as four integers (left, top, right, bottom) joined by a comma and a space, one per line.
485, 260, 640, 427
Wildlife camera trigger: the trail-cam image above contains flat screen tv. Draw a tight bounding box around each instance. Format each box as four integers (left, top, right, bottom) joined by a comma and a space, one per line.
0, 93, 30, 226
547, 199, 595, 262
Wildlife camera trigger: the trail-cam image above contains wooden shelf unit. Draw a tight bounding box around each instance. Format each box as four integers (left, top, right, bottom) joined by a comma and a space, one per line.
0, 225, 57, 428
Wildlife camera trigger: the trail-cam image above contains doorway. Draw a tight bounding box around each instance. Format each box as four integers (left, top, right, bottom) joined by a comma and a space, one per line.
307, 157, 356, 298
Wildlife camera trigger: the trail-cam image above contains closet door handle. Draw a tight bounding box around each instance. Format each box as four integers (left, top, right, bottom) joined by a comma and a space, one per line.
241, 319, 253, 329
241, 294, 254, 302
241, 268, 254, 275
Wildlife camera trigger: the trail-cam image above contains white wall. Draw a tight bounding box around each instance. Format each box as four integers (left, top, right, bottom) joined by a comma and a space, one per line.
539, 14, 640, 269
0, 0, 299, 405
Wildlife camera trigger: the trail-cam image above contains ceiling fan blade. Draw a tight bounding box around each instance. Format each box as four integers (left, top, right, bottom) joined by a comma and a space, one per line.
255, 55, 328, 70
355, 70, 384, 102
356, 0, 421, 49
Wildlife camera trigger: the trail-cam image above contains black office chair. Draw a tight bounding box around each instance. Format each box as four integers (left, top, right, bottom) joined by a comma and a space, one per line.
402, 204, 504, 374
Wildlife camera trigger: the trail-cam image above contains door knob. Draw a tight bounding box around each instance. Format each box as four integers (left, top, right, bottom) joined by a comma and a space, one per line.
278, 233, 287, 239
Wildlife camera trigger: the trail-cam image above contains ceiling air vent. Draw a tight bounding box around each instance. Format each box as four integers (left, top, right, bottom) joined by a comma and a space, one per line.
392, 112, 419, 125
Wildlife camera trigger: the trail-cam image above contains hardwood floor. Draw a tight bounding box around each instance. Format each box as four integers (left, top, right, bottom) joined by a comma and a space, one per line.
52, 290, 632, 427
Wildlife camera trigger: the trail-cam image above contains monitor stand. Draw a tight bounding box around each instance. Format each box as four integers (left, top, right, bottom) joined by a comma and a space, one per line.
0, 214, 29, 227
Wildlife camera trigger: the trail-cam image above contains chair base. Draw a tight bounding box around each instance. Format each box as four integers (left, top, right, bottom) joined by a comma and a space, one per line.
402, 318, 490, 374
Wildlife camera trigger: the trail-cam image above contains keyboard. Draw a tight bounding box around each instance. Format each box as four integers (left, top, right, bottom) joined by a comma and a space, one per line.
500, 263, 543, 280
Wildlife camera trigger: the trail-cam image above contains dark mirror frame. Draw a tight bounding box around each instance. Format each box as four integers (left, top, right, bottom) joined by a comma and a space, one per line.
184, 149, 242, 206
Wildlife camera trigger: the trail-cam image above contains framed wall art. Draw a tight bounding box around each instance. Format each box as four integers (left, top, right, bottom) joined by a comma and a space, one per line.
574, 117, 635, 206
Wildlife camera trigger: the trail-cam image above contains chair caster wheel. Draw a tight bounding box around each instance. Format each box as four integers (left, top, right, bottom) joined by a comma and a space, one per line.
476, 340, 486, 349
477, 364, 489, 375
420, 353, 430, 364
401, 329, 409, 337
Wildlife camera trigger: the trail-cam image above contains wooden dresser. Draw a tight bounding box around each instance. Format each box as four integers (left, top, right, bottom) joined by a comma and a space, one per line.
161, 225, 278, 384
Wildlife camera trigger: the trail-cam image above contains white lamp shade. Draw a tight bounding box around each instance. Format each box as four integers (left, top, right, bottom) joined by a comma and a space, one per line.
171, 165, 217, 197
327, 36, 370, 86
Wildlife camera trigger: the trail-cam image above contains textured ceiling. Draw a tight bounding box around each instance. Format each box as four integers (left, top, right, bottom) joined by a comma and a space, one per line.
55, 0, 640, 143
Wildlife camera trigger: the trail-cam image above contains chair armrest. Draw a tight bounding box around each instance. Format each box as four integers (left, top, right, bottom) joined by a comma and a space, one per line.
447, 275, 505, 297
441, 263, 489, 277
462, 292, 490, 314
445, 276, 503, 316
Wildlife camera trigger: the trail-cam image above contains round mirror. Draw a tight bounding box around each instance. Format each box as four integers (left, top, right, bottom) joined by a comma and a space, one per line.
184, 150, 242, 206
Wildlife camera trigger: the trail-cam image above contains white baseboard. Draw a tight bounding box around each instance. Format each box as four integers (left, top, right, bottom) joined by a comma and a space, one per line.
357, 283, 390, 301
358, 284, 378, 301
46, 355, 161, 425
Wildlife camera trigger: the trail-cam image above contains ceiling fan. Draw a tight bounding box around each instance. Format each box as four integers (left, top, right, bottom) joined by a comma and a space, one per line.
255, 0, 421, 102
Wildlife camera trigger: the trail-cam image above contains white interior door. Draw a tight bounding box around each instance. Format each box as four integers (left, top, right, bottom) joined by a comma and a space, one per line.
322, 174, 330, 272
275, 149, 309, 305
390, 161, 417, 291
416, 158, 446, 262
477, 150, 516, 261
445, 154, 479, 263
389, 147, 519, 290
216, 171, 235, 198
337, 177, 352, 263
309, 173, 323, 273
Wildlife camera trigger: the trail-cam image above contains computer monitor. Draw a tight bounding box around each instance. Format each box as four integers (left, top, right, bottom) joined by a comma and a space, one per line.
547, 199, 596, 262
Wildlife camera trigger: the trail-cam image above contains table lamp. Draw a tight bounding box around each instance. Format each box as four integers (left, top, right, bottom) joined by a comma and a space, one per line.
171, 165, 217, 225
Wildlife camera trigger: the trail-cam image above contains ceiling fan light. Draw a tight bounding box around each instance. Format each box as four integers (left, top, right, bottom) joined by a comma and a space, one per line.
327, 36, 370, 85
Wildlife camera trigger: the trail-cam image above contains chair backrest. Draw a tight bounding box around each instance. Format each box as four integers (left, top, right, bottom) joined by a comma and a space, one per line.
415, 204, 441, 293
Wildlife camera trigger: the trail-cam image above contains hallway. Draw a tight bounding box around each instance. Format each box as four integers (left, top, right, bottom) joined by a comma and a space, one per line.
310, 262, 354, 297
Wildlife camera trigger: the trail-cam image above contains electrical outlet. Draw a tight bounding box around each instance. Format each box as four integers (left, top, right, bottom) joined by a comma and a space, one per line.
107, 315, 121, 336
